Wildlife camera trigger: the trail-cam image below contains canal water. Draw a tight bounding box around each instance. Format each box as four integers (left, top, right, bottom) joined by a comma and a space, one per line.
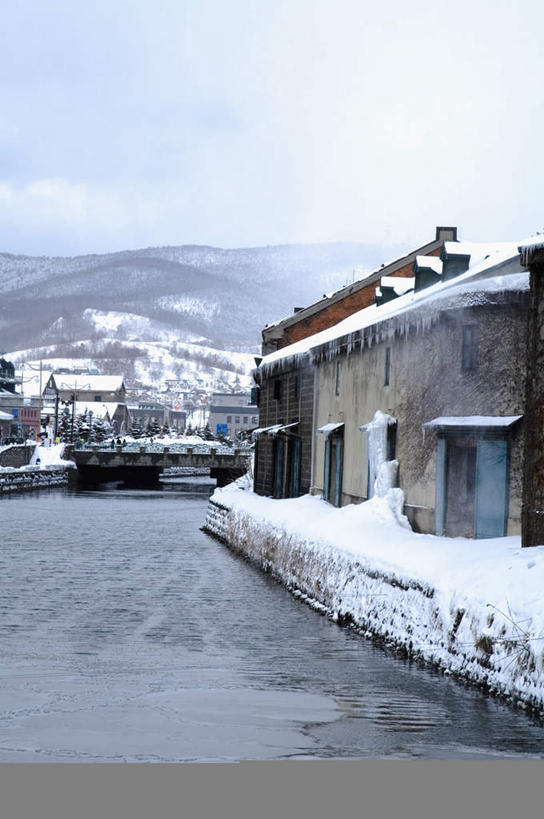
1, 486, 543, 761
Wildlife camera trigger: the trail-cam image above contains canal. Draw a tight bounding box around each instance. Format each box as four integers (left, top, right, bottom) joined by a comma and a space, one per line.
1, 486, 543, 761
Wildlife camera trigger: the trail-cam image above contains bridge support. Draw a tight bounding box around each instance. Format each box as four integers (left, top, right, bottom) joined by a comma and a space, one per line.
75, 465, 162, 488
210, 467, 246, 487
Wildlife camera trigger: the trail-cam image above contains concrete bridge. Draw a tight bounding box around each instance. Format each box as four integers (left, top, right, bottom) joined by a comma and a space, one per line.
68, 443, 251, 488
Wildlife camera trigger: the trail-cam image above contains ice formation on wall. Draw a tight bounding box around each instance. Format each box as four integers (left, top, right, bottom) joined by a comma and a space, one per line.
361, 410, 398, 498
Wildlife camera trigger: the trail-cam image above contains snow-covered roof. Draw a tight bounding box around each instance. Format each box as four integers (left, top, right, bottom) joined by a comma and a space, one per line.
423, 415, 522, 429
415, 256, 442, 274
317, 422, 344, 436
263, 229, 458, 331
519, 237, 544, 265
70, 401, 124, 419
53, 374, 125, 392
253, 422, 298, 438
380, 276, 415, 295
0, 410, 13, 421
442, 240, 519, 263
259, 247, 530, 376
15, 370, 53, 395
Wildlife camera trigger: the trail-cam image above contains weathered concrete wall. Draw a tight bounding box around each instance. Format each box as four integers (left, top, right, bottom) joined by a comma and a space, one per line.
0, 444, 36, 468
0, 467, 70, 494
313, 302, 527, 534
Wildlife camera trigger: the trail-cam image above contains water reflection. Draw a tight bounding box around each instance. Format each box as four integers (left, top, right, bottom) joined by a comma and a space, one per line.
0, 487, 543, 761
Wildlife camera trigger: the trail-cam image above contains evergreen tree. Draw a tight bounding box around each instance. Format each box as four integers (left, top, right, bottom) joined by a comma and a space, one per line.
76, 411, 90, 442
130, 418, 144, 439
59, 405, 73, 443
91, 417, 108, 443
147, 417, 161, 437
160, 419, 170, 437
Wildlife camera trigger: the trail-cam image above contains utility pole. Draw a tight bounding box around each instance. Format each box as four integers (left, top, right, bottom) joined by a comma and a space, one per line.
71, 391, 76, 443
54, 389, 59, 441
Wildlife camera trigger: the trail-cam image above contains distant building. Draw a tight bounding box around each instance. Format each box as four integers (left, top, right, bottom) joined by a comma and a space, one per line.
0, 395, 41, 441
0, 409, 14, 441
127, 403, 186, 432
47, 374, 127, 403
208, 393, 258, 437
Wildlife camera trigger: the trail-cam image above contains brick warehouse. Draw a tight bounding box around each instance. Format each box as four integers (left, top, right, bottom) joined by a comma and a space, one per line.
253, 227, 457, 500
253, 361, 314, 498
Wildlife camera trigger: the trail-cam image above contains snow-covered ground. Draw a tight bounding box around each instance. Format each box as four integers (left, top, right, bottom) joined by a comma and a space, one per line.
0, 443, 75, 474
206, 481, 544, 713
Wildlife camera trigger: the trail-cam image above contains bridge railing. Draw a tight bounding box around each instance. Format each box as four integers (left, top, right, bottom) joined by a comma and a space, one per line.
74, 440, 253, 456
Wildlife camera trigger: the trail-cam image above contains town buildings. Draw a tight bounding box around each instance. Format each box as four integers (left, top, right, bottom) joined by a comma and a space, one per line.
208, 392, 258, 438
47, 374, 127, 403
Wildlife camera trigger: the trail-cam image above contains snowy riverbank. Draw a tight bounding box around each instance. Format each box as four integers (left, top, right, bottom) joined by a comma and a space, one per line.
0, 443, 74, 493
204, 479, 544, 713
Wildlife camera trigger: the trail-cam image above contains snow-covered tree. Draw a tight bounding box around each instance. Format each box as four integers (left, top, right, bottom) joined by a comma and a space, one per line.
147, 417, 161, 437
76, 412, 90, 442
130, 418, 144, 439
59, 405, 73, 443
90, 417, 109, 443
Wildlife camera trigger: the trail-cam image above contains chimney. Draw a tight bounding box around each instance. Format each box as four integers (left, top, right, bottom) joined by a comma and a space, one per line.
435, 226, 458, 242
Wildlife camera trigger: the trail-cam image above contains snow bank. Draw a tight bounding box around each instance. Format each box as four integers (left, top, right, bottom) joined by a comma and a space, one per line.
205, 483, 544, 713
29, 443, 75, 470
0, 443, 75, 475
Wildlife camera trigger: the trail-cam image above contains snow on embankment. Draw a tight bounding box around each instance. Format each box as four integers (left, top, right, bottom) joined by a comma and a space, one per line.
0, 443, 75, 494
205, 480, 544, 713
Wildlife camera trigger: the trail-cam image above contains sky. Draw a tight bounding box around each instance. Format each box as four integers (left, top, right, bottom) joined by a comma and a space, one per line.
1, 0, 543, 257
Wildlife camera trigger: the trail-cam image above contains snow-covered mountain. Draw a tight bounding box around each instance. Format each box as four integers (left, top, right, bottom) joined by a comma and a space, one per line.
0, 241, 395, 391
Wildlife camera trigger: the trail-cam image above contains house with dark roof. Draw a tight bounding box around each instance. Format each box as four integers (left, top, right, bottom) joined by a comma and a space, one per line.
208, 393, 258, 438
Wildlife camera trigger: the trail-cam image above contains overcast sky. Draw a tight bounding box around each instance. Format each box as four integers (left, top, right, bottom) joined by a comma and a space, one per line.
1, 0, 543, 256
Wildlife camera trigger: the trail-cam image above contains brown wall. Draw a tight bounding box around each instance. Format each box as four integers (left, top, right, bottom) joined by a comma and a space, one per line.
253, 363, 314, 497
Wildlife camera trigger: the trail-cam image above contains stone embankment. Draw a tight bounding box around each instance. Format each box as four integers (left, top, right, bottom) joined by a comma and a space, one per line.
0, 467, 70, 494
0, 443, 73, 494
204, 492, 544, 715
0, 443, 36, 468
